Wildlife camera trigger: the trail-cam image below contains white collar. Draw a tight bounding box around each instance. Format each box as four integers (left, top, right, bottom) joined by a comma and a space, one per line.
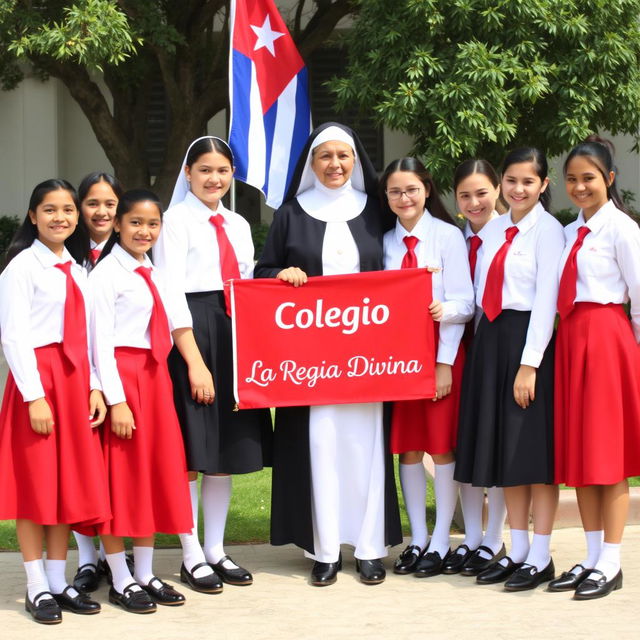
296, 177, 367, 222
32, 239, 75, 267
111, 242, 153, 271
393, 209, 430, 243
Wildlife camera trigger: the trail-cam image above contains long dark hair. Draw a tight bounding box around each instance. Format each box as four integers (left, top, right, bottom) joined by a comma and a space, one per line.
67, 172, 124, 264
453, 158, 500, 193
379, 157, 455, 226
5, 179, 80, 264
501, 147, 551, 211
186, 137, 234, 168
99, 189, 164, 262
563, 135, 629, 214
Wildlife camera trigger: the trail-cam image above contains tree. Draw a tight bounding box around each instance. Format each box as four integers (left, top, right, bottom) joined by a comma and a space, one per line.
0, 0, 354, 202
331, 0, 640, 189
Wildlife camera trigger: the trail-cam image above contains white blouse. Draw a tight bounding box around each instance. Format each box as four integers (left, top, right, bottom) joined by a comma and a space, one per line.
153, 191, 255, 294
0, 240, 99, 401
476, 202, 565, 367
463, 211, 499, 291
562, 200, 640, 342
384, 211, 474, 365
89, 243, 192, 405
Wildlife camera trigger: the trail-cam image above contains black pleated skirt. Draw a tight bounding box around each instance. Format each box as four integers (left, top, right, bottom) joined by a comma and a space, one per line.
168, 291, 272, 474
454, 310, 555, 487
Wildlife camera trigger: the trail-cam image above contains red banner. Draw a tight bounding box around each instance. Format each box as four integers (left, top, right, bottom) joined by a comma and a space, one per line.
229, 269, 436, 409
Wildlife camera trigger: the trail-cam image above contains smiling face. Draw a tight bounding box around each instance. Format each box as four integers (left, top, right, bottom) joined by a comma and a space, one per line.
311, 141, 355, 189
385, 171, 428, 231
28, 188, 79, 255
81, 180, 118, 244
564, 155, 612, 220
185, 150, 234, 210
114, 200, 162, 262
501, 161, 549, 222
456, 173, 500, 233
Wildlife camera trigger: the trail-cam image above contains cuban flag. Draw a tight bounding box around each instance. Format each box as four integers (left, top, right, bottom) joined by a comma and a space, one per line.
229, 0, 312, 209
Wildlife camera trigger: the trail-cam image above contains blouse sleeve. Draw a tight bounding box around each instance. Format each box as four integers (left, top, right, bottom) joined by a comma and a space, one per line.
90, 270, 127, 406
615, 218, 640, 342
520, 218, 565, 367
0, 261, 45, 401
154, 209, 190, 294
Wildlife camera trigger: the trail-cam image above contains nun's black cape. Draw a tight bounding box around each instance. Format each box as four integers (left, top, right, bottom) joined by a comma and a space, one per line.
254, 122, 402, 554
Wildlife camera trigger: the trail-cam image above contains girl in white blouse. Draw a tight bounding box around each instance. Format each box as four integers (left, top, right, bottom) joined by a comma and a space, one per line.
90, 190, 199, 613
69, 171, 124, 593
446, 159, 507, 577
381, 157, 474, 578
550, 137, 640, 599
454, 148, 565, 592
0, 179, 110, 624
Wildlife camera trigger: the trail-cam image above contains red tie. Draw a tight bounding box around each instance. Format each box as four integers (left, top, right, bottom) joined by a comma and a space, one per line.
210, 214, 241, 282
401, 236, 419, 269
135, 266, 172, 363
54, 262, 88, 370
468, 235, 482, 281
482, 225, 519, 322
89, 248, 101, 265
557, 226, 591, 319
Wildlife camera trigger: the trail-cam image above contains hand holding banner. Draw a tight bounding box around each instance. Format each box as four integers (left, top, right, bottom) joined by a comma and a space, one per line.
229, 269, 436, 409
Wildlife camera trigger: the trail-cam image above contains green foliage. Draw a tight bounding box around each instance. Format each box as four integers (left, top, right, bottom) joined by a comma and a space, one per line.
332, 0, 640, 189
251, 222, 271, 259
0, 215, 19, 257
4, 0, 139, 74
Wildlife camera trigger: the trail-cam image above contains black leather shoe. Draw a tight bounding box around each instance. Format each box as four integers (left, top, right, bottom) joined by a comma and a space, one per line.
24, 591, 62, 625
210, 555, 253, 586
460, 544, 506, 577
504, 559, 555, 591
311, 553, 342, 586
547, 564, 591, 592
574, 569, 623, 600
355, 558, 386, 585
73, 562, 102, 593
414, 549, 450, 578
393, 545, 425, 575
476, 556, 523, 584
180, 562, 223, 594
442, 544, 476, 575
108, 584, 157, 614
53, 585, 101, 614
141, 577, 185, 606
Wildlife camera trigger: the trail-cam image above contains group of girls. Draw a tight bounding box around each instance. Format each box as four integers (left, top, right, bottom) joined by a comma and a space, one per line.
381, 135, 640, 602
0, 123, 638, 627
0, 137, 271, 625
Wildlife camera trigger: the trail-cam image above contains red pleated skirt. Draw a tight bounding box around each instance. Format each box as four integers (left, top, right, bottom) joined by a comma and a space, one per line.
97, 347, 192, 537
0, 343, 111, 527
555, 303, 640, 487
391, 325, 465, 455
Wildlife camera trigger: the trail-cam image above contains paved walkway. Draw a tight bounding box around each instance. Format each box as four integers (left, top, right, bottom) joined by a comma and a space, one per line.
1, 527, 638, 639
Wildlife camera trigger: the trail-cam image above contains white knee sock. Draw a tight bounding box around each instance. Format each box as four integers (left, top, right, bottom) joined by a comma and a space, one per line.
133, 546, 155, 586
480, 487, 506, 557
24, 559, 52, 603
593, 541, 621, 581
524, 533, 551, 571
459, 483, 484, 551
44, 558, 78, 597
179, 479, 213, 579
73, 532, 98, 569
399, 462, 429, 550
500, 528, 530, 566
106, 551, 140, 594
427, 462, 459, 557
577, 529, 603, 572
202, 475, 232, 565
98, 540, 106, 562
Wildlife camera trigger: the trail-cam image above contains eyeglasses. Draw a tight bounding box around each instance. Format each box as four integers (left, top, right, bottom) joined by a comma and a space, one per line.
386, 187, 422, 201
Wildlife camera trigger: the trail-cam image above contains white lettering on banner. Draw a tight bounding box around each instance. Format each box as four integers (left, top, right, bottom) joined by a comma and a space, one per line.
280, 360, 343, 387
245, 360, 277, 387
274, 297, 390, 335
347, 355, 423, 378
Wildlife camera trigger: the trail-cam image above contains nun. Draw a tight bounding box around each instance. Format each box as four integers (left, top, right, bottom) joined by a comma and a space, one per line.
254, 122, 402, 586
153, 136, 272, 593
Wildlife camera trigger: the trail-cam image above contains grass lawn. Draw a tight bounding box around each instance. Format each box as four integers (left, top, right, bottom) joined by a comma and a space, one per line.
0, 458, 433, 552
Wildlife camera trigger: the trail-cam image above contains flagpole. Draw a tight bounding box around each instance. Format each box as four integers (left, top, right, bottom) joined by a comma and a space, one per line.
230, 178, 237, 212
